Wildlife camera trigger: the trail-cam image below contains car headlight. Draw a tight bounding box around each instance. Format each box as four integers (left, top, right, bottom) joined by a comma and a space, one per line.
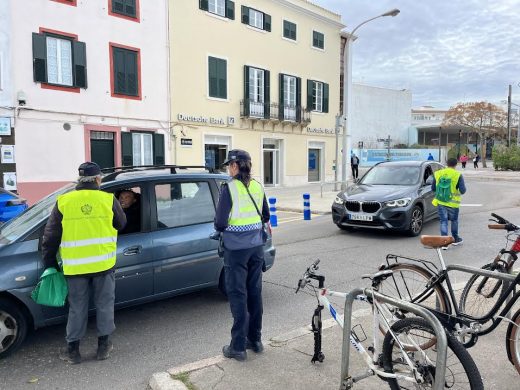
385, 197, 412, 208
333, 196, 345, 205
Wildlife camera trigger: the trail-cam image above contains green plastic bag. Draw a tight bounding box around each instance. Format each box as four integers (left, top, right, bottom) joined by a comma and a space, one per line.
31, 268, 68, 307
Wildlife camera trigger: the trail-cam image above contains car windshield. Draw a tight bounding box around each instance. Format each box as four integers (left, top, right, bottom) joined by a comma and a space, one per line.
0, 183, 75, 244
360, 166, 421, 186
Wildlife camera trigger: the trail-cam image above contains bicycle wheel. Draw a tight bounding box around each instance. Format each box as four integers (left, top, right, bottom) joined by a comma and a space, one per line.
507, 309, 520, 375
458, 261, 510, 327
382, 317, 483, 390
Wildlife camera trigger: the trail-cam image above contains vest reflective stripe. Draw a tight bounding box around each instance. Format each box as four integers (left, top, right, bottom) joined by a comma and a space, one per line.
58, 190, 117, 276
433, 168, 462, 208
227, 179, 264, 229
60, 236, 117, 248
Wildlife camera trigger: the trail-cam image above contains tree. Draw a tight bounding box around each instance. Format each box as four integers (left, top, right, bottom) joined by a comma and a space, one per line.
442, 102, 507, 167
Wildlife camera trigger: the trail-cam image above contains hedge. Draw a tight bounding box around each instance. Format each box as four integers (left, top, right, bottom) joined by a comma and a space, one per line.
492, 145, 520, 171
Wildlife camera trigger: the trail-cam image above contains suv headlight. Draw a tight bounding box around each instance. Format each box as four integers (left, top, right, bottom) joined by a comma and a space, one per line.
385, 197, 411, 208
334, 196, 345, 205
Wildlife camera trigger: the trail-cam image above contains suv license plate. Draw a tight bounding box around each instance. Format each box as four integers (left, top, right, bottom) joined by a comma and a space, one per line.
349, 214, 373, 221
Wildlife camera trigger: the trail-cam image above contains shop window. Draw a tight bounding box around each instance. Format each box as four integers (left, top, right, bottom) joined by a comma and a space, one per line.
121, 132, 164, 166
199, 0, 235, 20
312, 30, 324, 49
307, 80, 329, 113
208, 56, 227, 99
32, 31, 87, 89
110, 44, 141, 99
283, 20, 296, 40
241, 6, 271, 31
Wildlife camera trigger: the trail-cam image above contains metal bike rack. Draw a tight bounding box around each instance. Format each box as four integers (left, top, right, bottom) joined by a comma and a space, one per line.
340, 288, 448, 390
446, 264, 517, 283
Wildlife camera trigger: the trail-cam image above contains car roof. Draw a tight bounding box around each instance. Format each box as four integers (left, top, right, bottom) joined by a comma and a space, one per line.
374, 160, 435, 167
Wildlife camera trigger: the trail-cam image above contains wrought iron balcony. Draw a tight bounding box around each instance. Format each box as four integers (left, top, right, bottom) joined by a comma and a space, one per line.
240, 99, 311, 124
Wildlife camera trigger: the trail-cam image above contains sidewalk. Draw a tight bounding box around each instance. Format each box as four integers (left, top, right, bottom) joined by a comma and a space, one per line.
263, 162, 519, 215
149, 308, 518, 390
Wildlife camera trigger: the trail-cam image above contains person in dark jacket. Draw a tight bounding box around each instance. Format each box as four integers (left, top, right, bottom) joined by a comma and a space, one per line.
351, 153, 360, 180
42, 162, 126, 364
118, 189, 141, 234
214, 149, 270, 362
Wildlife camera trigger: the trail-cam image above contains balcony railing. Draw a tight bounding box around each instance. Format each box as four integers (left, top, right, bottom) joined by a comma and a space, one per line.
240, 99, 311, 124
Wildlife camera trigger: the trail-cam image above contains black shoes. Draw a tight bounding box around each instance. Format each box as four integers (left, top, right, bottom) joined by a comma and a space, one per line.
97, 335, 113, 361
59, 341, 81, 364
246, 339, 264, 353
222, 345, 247, 362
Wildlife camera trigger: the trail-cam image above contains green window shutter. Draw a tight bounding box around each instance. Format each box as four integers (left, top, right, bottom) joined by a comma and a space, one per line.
278, 73, 284, 120
264, 13, 271, 32
323, 83, 329, 113
113, 47, 126, 94
307, 80, 313, 111
32, 33, 47, 83
218, 58, 227, 99
283, 21, 290, 38
209, 57, 226, 99
124, 0, 136, 17
264, 70, 270, 119
313, 31, 324, 49
296, 77, 302, 122
241, 5, 249, 24
199, 0, 208, 11
225, 0, 235, 19
121, 132, 133, 166
153, 133, 165, 165
208, 57, 217, 97
72, 40, 87, 89
243, 65, 250, 115
126, 50, 138, 96
113, 0, 124, 13
291, 23, 297, 40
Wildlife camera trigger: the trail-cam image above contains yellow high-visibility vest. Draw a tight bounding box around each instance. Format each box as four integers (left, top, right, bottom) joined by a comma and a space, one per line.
57, 190, 117, 276
432, 168, 462, 208
226, 179, 264, 231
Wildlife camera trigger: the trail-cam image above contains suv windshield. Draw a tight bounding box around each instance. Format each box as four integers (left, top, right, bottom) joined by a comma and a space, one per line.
360, 166, 421, 186
0, 183, 75, 244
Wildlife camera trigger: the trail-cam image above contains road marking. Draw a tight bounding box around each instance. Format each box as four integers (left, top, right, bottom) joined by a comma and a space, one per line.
460, 204, 483, 207
276, 215, 320, 224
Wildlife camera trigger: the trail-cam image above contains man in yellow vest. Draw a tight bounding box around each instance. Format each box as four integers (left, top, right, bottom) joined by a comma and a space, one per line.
431, 158, 466, 250
42, 162, 126, 364
214, 149, 270, 361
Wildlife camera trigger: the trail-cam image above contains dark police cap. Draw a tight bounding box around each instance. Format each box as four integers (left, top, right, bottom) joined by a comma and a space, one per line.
78, 161, 101, 176
222, 149, 251, 166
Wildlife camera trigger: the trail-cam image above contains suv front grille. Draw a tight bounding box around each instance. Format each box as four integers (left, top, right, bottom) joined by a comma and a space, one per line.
345, 201, 381, 214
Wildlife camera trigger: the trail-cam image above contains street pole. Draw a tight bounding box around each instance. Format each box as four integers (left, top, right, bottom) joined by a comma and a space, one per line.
340, 8, 400, 191
334, 114, 340, 191
507, 84, 512, 147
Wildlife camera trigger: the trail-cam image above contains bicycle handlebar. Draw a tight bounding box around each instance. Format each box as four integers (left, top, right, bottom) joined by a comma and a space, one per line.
489, 213, 518, 231
488, 224, 506, 229
296, 260, 325, 293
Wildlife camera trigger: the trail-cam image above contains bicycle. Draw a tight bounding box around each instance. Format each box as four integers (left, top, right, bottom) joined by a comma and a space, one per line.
296, 260, 483, 389
375, 234, 520, 375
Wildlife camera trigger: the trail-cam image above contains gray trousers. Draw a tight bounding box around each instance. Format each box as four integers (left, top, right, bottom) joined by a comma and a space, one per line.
66, 271, 116, 343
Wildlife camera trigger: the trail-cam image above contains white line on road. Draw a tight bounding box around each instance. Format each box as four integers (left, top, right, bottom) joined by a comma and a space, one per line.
460, 204, 483, 207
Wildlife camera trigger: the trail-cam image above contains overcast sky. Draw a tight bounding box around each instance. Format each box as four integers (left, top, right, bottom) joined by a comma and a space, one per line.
316, 0, 519, 109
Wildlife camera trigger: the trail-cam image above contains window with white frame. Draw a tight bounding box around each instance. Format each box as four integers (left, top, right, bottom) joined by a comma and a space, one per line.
132, 132, 153, 165
284, 75, 296, 108
46, 36, 73, 86
209, 0, 225, 16
249, 8, 263, 29
313, 81, 323, 112
249, 68, 264, 103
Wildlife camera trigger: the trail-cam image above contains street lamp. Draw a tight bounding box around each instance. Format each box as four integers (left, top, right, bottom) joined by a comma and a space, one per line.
341, 8, 400, 191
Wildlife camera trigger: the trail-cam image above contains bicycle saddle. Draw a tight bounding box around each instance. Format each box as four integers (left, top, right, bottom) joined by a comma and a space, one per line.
420, 235, 454, 248
362, 269, 393, 282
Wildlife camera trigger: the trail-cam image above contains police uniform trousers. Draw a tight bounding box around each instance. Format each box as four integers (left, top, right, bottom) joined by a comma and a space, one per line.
65, 271, 116, 343
224, 245, 264, 352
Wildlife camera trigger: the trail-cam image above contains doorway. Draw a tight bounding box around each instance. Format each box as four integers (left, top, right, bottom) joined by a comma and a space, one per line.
204, 135, 230, 172
90, 131, 115, 169
308, 148, 321, 182
263, 139, 281, 186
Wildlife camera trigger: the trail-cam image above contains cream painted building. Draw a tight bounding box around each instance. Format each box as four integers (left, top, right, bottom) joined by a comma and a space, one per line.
169, 0, 344, 186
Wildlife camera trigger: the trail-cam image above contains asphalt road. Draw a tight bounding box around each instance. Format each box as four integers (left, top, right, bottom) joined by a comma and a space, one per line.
1, 180, 519, 390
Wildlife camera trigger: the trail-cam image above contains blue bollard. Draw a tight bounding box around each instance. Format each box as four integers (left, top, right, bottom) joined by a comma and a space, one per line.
269, 197, 278, 227
303, 193, 311, 220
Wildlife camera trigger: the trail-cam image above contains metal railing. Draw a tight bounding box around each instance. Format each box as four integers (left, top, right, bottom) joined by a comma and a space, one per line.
340, 287, 448, 390
240, 99, 311, 123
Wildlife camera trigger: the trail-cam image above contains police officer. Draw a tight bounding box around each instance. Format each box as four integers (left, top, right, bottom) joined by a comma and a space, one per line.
214, 149, 270, 362
42, 162, 126, 364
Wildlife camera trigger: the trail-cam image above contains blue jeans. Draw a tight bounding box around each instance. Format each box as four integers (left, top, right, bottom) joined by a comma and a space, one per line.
437, 205, 460, 240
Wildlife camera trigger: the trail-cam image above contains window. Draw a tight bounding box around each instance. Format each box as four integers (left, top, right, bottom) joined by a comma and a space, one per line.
279, 74, 301, 122
109, 0, 139, 20
241, 6, 271, 31
51, 0, 77, 6
246, 66, 268, 118
32, 31, 87, 89
283, 20, 296, 40
307, 80, 329, 113
121, 132, 164, 166
110, 44, 140, 98
208, 56, 227, 99
313, 30, 324, 49
154, 182, 215, 228
199, 0, 235, 20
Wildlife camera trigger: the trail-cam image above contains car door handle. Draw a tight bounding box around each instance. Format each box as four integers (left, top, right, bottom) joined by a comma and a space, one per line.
123, 246, 142, 256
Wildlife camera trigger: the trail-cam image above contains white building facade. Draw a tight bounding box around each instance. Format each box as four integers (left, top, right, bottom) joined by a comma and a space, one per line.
0, 0, 169, 203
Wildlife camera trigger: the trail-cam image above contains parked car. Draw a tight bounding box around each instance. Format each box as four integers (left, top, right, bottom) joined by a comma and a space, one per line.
0, 188, 28, 223
0, 166, 276, 358
332, 160, 443, 236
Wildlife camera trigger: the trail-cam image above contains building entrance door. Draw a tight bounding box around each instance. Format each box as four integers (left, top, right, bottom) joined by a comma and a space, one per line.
204, 135, 230, 172
308, 148, 321, 182
263, 139, 280, 186
90, 131, 115, 169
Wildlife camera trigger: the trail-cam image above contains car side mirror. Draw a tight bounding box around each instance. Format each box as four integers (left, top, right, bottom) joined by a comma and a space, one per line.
425, 176, 434, 186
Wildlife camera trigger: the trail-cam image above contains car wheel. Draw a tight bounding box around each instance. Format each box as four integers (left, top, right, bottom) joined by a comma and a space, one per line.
407, 206, 424, 236
336, 224, 354, 231
218, 269, 228, 298
0, 298, 29, 359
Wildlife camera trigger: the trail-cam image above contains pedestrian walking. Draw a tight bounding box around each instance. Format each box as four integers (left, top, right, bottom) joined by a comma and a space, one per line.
351, 153, 359, 181
214, 149, 270, 362
42, 162, 126, 364
431, 158, 466, 250
473, 154, 480, 169
460, 154, 468, 169
427, 152, 434, 161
